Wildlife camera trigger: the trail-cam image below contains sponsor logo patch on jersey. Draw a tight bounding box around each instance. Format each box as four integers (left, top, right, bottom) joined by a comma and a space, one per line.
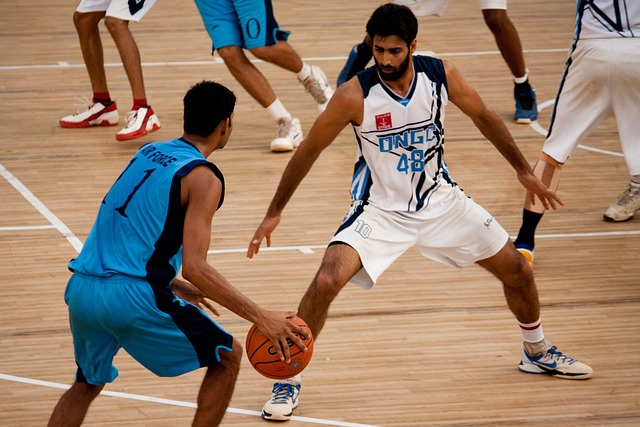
375, 112, 392, 130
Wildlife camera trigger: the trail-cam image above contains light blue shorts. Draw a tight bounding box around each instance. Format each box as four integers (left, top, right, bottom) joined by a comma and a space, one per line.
194, 0, 290, 50
64, 273, 233, 386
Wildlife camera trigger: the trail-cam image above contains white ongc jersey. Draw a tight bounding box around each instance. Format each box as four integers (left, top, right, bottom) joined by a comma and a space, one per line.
352, 55, 458, 213
577, 0, 640, 39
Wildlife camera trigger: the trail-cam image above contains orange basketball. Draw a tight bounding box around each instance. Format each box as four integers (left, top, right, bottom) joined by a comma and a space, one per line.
245, 316, 314, 379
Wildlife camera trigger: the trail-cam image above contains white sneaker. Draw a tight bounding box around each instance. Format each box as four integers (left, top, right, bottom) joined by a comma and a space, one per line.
115, 106, 161, 141
60, 97, 119, 128
603, 181, 640, 222
262, 381, 300, 421
299, 65, 334, 113
518, 344, 593, 379
270, 117, 303, 152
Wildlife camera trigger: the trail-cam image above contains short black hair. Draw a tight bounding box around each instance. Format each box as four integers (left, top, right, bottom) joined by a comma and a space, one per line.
183, 81, 236, 137
366, 3, 418, 48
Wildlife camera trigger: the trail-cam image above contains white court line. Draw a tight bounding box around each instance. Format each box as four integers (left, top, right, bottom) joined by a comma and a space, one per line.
0, 163, 83, 252
529, 99, 623, 157
208, 229, 640, 256
0, 373, 381, 427
0, 47, 568, 71
0, 225, 57, 231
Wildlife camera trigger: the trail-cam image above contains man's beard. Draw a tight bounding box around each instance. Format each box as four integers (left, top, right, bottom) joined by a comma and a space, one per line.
375, 53, 411, 82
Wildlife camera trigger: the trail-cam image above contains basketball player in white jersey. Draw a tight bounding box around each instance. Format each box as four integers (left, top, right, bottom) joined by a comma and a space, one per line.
248, 3, 593, 422
338, 0, 539, 123
514, 0, 640, 265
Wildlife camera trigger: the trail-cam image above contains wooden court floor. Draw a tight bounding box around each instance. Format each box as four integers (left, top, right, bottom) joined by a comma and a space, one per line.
1, 0, 639, 426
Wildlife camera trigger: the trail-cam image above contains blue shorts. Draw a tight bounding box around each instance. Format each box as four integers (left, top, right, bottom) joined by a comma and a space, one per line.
194, 0, 290, 50
64, 273, 233, 386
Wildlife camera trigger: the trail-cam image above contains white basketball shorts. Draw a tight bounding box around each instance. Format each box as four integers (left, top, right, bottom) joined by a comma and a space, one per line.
331, 187, 509, 289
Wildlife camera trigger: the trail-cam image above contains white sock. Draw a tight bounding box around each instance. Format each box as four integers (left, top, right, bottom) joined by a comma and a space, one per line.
514, 69, 529, 84
297, 63, 312, 82
519, 318, 545, 343
266, 99, 292, 123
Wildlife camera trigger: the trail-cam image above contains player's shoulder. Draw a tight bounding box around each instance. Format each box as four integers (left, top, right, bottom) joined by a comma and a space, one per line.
413, 55, 448, 86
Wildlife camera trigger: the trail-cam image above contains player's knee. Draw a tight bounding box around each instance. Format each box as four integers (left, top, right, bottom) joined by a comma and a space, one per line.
312, 270, 346, 300
249, 46, 274, 63
104, 16, 128, 35
482, 9, 508, 32
73, 11, 101, 31
218, 339, 243, 372
540, 153, 563, 169
216, 46, 248, 68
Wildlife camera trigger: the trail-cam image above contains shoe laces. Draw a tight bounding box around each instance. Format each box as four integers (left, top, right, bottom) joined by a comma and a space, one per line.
514, 83, 535, 110
615, 182, 640, 205
542, 346, 577, 365
269, 383, 295, 404
303, 71, 329, 104
276, 119, 294, 139
122, 109, 142, 129
72, 94, 96, 113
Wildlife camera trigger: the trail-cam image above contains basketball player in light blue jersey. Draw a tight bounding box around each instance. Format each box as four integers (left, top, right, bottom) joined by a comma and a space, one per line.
48, 81, 309, 427
248, 4, 593, 422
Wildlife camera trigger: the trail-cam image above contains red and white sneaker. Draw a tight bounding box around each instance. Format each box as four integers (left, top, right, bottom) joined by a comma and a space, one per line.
115, 106, 161, 141
60, 98, 119, 128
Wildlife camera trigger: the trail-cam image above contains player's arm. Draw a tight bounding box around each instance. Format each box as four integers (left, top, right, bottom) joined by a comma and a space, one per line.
180, 166, 307, 360
247, 80, 364, 258
444, 60, 562, 210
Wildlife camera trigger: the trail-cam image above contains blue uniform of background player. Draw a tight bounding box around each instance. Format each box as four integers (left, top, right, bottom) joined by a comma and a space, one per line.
193, 0, 335, 152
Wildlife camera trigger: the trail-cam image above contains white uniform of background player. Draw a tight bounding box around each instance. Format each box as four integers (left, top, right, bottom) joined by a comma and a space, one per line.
542, 0, 640, 176
394, 0, 507, 17
514, 0, 640, 264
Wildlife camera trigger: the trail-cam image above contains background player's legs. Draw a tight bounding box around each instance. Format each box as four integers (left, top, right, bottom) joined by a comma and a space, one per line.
74, 11, 108, 94
192, 340, 243, 426
482, 8, 537, 123
104, 16, 146, 103
217, 46, 279, 108
47, 381, 104, 427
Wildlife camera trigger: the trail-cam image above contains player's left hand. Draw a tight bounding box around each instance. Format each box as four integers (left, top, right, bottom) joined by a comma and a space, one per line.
517, 172, 564, 211
171, 278, 221, 316
246, 214, 281, 259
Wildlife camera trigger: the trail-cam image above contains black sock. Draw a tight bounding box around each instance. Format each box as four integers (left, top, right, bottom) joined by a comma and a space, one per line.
514, 209, 544, 249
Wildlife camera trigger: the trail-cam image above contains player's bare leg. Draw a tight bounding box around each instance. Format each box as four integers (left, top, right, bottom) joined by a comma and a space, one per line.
193, 339, 243, 427
217, 46, 277, 108
477, 242, 593, 379
477, 241, 539, 324
297, 243, 361, 339
104, 16, 147, 101
73, 11, 108, 93
250, 42, 303, 74
48, 382, 104, 426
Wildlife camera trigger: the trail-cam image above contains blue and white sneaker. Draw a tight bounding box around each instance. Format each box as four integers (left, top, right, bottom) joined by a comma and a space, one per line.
519, 345, 593, 379
514, 80, 538, 123
262, 381, 301, 421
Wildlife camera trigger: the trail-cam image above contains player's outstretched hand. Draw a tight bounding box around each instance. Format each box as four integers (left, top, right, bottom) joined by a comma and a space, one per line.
258, 310, 309, 363
247, 214, 281, 259
170, 278, 221, 316
518, 171, 564, 211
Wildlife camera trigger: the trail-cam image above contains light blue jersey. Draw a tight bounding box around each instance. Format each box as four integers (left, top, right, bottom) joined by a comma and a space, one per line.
66, 138, 232, 386
69, 138, 224, 288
